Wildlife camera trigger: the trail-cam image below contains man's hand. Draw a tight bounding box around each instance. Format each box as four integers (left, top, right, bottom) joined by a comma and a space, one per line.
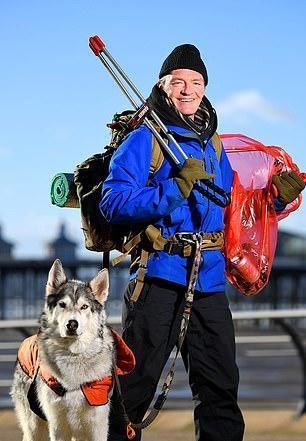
272, 171, 305, 205
175, 158, 214, 198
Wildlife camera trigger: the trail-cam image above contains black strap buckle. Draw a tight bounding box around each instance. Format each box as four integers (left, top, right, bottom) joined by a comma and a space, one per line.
165, 241, 184, 255
165, 241, 183, 254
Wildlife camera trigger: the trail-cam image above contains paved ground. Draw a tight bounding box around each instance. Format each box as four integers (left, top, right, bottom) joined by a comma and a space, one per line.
2, 408, 306, 441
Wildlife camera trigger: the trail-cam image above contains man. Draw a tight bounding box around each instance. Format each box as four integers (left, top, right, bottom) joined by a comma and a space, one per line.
100, 44, 305, 441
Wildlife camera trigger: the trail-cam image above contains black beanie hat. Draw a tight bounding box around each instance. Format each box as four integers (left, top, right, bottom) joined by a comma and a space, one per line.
159, 44, 208, 86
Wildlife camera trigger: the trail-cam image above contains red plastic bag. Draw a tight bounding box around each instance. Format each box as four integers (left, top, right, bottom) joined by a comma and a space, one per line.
222, 134, 304, 296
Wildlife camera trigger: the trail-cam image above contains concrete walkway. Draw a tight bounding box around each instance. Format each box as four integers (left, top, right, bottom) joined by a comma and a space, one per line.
2, 408, 306, 441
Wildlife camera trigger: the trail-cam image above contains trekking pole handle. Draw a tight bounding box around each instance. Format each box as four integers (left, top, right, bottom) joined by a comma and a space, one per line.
89, 35, 106, 55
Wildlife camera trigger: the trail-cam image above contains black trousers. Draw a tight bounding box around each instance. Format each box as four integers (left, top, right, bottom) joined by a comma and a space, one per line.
108, 278, 245, 441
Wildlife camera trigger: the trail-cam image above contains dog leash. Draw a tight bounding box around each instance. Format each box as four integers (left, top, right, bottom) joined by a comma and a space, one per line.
113, 233, 203, 437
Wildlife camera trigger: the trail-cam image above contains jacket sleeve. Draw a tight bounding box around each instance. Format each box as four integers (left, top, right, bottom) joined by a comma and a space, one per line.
100, 126, 185, 224
273, 198, 286, 212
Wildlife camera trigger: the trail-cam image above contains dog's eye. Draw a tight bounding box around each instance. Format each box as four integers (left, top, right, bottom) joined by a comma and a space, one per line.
58, 302, 66, 308
81, 304, 89, 310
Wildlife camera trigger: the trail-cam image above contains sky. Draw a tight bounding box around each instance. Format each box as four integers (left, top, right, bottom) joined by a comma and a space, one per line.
0, 0, 306, 258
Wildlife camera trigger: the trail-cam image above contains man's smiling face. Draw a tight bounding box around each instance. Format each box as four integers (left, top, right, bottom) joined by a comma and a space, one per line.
161, 69, 205, 120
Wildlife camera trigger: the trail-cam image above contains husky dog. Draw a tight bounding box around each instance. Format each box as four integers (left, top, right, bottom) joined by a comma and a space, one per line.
11, 259, 134, 441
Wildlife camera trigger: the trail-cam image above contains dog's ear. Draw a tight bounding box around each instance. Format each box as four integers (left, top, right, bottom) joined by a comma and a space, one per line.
89, 269, 109, 305
46, 259, 67, 296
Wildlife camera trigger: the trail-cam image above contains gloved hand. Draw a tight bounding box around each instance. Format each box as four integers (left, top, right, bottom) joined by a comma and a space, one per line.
175, 158, 214, 198
272, 171, 305, 205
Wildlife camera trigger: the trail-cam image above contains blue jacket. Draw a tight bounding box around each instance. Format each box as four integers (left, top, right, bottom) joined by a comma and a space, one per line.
100, 124, 234, 293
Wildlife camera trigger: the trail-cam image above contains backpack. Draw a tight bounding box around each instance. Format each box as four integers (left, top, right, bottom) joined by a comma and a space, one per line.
74, 110, 222, 253
74, 111, 165, 252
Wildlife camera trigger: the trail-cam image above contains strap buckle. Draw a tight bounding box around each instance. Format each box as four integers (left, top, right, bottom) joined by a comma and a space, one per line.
165, 241, 183, 255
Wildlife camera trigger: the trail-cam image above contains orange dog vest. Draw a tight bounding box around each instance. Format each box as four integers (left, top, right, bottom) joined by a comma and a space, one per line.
17, 329, 135, 406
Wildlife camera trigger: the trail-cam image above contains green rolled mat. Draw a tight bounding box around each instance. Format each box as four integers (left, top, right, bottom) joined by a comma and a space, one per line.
50, 173, 80, 208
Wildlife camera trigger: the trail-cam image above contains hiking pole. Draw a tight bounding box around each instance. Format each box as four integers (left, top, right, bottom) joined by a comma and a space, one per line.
89, 35, 230, 207
89, 36, 183, 166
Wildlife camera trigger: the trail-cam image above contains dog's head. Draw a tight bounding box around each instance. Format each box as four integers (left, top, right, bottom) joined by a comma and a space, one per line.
40, 259, 109, 340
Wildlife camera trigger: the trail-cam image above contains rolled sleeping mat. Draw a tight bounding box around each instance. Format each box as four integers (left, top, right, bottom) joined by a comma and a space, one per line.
50, 173, 80, 208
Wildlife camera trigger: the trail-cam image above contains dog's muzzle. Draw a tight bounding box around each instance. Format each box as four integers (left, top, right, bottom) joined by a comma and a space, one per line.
66, 319, 79, 336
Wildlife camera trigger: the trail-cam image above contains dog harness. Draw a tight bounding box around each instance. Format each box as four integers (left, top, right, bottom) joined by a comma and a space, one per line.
17, 329, 135, 418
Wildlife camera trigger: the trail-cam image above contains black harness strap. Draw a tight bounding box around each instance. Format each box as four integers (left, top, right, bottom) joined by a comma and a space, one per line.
27, 375, 48, 421
102, 251, 110, 270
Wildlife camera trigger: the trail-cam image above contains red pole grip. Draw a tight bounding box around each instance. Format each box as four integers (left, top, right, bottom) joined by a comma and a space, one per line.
89, 35, 105, 55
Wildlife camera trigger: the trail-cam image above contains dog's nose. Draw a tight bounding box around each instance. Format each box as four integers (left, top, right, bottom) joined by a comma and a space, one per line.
66, 319, 79, 332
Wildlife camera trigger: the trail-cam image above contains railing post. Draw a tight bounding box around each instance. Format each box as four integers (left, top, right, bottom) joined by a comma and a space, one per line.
275, 318, 306, 419
0, 269, 6, 320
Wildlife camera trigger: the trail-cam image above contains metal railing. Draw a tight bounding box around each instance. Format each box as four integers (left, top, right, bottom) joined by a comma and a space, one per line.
1, 258, 306, 320
1, 310, 306, 417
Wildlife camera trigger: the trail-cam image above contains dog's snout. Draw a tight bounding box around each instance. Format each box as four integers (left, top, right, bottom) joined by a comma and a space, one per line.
66, 319, 79, 332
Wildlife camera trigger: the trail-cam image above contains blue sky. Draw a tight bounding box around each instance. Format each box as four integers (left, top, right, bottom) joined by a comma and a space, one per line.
1, 1, 305, 258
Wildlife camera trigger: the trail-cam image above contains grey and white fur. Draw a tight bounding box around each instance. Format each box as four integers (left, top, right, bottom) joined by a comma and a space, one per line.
11, 259, 114, 441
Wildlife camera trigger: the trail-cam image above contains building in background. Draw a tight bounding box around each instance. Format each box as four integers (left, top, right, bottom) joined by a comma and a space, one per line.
276, 231, 306, 260
0, 221, 305, 320
0, 225, 14, 261
46, 222, 78, 263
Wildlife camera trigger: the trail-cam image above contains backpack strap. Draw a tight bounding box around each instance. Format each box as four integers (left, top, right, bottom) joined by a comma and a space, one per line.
149, 128, 165, 177
150, 130, 222, 177
211, 132, 222, 162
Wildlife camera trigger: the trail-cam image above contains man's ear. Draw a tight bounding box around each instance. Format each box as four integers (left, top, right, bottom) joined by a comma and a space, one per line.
89, 269, 109, 305
46, 259, 67, 297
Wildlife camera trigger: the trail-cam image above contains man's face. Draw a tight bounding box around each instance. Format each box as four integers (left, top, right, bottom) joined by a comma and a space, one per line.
161, 69, 205, 120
